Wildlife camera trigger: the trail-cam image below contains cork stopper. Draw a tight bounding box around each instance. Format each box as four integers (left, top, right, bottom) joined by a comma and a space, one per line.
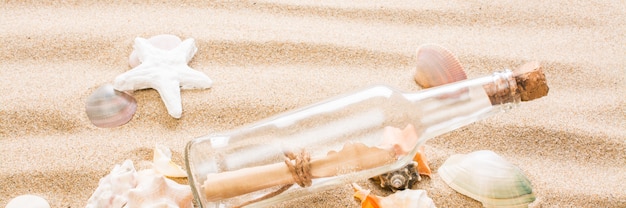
512, 61, 549, 101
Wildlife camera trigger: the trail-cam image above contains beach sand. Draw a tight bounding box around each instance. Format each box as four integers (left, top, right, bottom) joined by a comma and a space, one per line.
1, 0, 625, 207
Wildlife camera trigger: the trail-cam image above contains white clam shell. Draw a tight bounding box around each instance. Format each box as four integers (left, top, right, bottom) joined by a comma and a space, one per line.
153, 144, 187, 178
85, 84, 137, 128
438, 150, 535, 208
5, 195, 50, 208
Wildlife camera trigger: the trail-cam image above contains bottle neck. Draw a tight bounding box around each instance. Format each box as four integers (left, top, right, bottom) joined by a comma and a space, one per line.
484, 70, 521, 108
404, 70, 521, 141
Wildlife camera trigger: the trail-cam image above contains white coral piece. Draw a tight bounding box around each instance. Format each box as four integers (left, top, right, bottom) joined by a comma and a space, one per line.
86, 160, 193, 208
125, 169, 193, 208
86, 160, 137, 208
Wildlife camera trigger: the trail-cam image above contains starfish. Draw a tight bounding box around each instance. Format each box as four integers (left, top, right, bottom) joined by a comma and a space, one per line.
113, 37, 212, 118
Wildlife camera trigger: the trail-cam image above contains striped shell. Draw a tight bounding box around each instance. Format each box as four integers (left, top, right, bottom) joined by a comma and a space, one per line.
414, 44, 467, 88
85, 84, 137, 128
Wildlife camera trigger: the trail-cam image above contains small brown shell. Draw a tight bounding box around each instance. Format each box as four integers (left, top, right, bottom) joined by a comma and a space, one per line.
414, 44, 467, 88
376, 161, 420, 192
85, 84, 137, 128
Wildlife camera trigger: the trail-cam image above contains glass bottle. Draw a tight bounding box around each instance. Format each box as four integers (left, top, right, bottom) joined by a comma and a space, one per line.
185, 68, 534, 207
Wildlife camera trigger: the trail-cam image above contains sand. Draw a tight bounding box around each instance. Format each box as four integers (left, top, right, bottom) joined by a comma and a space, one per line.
1, 0, 625, 207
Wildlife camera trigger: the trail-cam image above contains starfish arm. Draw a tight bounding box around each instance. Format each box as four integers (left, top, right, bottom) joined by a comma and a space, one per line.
113, 65, 158, 91
134, 37, 155, 63
153, 79, 183, 119
174, 38, 198, 63
135, 37, 172, 63
177, 66, 213, 89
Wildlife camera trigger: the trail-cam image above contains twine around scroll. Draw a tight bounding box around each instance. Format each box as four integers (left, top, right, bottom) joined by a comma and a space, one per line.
284, 149, 312, 187
236, 149, 312, 208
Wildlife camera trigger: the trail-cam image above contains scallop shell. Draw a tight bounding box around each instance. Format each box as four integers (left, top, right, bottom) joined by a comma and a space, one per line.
5, 195, 50, 208
129, 34, 182, 68
414, 44, 467, 88
352, 183, 436, 208
438, 150, 535, 208
86, 160, 138, 208
125, 169, 193, 208
153, 144, 187, 178
85, 84, 137, 128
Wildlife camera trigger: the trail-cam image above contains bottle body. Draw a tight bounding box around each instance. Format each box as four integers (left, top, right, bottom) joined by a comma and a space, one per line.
185, 70, 519, 207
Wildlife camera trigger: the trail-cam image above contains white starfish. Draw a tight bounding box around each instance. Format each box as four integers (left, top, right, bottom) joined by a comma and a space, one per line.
113, 37, 212, 118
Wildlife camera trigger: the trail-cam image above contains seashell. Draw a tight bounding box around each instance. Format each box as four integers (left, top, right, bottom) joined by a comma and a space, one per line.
438, 150, 536, 208
86, 160, 193, 208
379, 124, 420, 157
414, 44, 467, 88
85, 84, 137, 128
129, 34, 182, 68
153, 144, 187, 178
352, 183, 436, 208
413, 145, 432, 176
375, 161, 420, 192
375, 125, 432, 191
5, 194, 50, 208
125, 169, 193, 208
86, 160, 138, 208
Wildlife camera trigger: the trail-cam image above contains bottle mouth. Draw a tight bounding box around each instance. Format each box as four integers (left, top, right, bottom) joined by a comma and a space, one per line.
486, 69, 521, 107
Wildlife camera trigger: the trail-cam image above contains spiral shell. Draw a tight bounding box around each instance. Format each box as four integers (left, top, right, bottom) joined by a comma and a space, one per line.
438, 150, 536, 208
374, 125, 432, 192
85, 84, 137, 128
414, 44, 467, 88
376, 161, 420, 192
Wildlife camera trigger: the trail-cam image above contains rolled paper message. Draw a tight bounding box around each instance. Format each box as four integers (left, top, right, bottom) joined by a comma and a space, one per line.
201, 142, 396, 201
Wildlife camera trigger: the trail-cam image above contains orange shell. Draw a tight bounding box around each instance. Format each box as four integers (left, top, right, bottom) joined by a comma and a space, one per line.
352, 183, 381, 208
352, 183, 437, 208
413, 146, 432, 176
